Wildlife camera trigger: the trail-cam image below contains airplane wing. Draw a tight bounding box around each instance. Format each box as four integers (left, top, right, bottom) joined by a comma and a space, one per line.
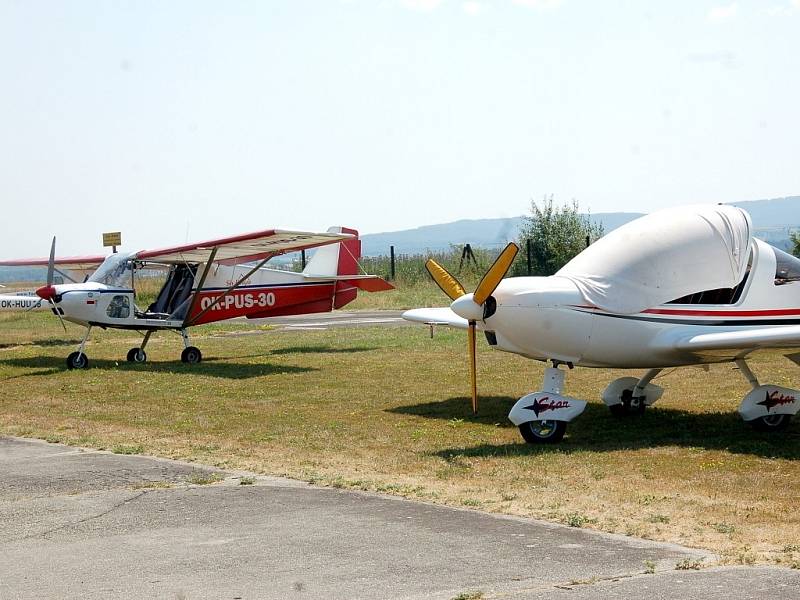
402, 307, 473, 330
0, 255, 106, 270
667, 325, 800, 352
135, 229, 353, 266
0, 254, 106, 283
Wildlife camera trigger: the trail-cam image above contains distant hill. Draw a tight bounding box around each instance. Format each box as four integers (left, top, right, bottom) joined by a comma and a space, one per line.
360, 195, 800, 255
360, 213, 642, 256
2, 195, 799, 281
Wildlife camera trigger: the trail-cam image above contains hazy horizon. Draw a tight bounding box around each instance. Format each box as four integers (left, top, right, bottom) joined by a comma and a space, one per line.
2, 1, 799, 255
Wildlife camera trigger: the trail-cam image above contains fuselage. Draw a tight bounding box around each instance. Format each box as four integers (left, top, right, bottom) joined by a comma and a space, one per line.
0, 293, 44, 311
486, 239, 800, 368
41, 261, 356, 330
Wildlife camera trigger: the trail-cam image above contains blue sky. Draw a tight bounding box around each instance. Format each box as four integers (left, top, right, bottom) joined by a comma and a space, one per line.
1, 0, 799, 255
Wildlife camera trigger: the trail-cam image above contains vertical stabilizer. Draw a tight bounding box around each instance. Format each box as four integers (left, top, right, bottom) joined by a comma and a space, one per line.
302, 227, 361, 277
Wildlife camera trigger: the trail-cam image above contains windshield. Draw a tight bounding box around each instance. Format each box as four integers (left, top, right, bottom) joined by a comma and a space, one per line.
774, 247, 800, 285
88, 252, 135, 287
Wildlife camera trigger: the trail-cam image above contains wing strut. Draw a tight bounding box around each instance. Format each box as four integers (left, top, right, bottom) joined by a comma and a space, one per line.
183, 252, 275, 327
179, 248, 218, 326
53, 267, 78, 284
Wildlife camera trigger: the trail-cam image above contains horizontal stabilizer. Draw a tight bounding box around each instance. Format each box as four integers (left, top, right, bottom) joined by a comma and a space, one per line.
302, 274, 394, 292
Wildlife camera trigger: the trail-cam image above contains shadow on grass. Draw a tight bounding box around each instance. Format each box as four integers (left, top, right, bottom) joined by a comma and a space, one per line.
0, 338, 84, 350
267, 345, 378, 356
392, 397, 800, 460
0, 355, 317, 380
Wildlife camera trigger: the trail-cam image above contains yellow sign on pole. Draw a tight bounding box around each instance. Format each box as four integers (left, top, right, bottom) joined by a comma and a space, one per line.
102, 232, 122, 249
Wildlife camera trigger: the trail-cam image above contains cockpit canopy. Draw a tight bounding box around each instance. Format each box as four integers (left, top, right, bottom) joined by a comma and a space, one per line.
88, 252, 135, 288
555, 204, 752, 314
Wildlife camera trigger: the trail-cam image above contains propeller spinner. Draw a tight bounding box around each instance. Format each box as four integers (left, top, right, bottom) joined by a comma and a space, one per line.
425, 242, 519, 413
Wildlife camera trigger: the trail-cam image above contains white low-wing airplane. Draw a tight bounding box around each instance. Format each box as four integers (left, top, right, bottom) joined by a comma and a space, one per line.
0, 256, 106, 312
1, 227, 391, 369
404, 204, 800, 443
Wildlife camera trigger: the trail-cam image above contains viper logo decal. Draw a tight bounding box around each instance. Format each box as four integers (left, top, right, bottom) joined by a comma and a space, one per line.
757, 390, 796, 411
523, 396, 570, 417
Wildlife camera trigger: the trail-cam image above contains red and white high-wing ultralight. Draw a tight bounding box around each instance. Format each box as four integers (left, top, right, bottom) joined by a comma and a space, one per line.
1, 226, 392, 368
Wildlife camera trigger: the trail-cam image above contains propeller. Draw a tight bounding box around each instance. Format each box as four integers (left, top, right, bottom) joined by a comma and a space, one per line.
36, 237, 67, 333
425, 242, 519, 414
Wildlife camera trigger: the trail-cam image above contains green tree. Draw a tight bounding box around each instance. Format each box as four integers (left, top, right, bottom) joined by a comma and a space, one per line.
515, 196, 604, 276
790, 231, 800, 258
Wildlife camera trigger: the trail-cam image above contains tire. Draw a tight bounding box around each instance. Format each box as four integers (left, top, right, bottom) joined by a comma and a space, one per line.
748, 414, 792, 432
66, 351, 89, 370
609, 389, 646, 417
519, 420, 567, 444
126, 348, 147, 363
181, 346, 202, 364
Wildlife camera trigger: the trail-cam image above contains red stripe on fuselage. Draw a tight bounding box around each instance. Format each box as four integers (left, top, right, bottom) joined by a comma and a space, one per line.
572, 304, 800, 318
643, 307, 800, 317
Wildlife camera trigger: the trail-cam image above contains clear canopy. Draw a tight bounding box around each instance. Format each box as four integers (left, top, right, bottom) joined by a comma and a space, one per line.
555, 204, 752, 314
88, 252, 135, 288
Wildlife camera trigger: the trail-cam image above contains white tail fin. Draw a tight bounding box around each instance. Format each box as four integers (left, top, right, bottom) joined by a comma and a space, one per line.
302, 227, 360, 277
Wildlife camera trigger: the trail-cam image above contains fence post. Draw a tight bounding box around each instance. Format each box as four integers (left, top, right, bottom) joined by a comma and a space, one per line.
389, 246, 396, 281
526, 239, 532, 275
301, 249, 306, 270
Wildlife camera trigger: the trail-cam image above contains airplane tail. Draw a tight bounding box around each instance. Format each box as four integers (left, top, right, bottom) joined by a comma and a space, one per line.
302, 227, 392, 309
302, 226, 361, 278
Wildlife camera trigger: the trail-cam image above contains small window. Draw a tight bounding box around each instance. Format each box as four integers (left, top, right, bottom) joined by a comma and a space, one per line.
106, 295, 130, 319
774, 248, 800, 285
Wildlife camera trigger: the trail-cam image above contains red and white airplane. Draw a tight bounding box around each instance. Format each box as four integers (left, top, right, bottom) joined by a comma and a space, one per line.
1, 227, 391, 369
405, 204, 800, 443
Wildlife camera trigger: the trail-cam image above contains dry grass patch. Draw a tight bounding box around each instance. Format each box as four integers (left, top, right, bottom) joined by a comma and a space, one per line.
1, 311, 799, 562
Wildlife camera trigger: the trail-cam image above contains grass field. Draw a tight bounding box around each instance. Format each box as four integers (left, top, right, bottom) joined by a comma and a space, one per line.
1, 307, 799, 569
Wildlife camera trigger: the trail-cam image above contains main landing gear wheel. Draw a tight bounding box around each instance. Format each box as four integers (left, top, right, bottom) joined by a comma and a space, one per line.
749, 414, 792, 432
519, 420, 567, 444
66, 352, 89, 370
609, 389, 646, 417
181, 346, 202, 364
126, 348, 147, 363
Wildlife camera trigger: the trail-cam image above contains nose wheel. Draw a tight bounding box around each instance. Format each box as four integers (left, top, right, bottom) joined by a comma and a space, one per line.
519, 420, 567, 444
126, 331, 152, 363
66, 326, 92, 370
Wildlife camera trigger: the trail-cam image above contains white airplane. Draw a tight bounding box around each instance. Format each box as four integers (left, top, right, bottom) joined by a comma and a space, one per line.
0, 256, 105, 312
1, 227, 391, 369
404, 204, 800, 443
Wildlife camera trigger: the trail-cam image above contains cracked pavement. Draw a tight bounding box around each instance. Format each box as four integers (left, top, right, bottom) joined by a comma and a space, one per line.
1, 437, 798, 599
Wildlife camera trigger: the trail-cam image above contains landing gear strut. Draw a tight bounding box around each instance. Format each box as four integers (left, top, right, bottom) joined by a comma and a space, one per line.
66, 326, 92, 370
126, 331, 153, 363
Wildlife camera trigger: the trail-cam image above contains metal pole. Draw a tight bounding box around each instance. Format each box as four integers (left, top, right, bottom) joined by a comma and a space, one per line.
301, 249, 306, 270
526, 239, 532, 275
390, 246, 395, 281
